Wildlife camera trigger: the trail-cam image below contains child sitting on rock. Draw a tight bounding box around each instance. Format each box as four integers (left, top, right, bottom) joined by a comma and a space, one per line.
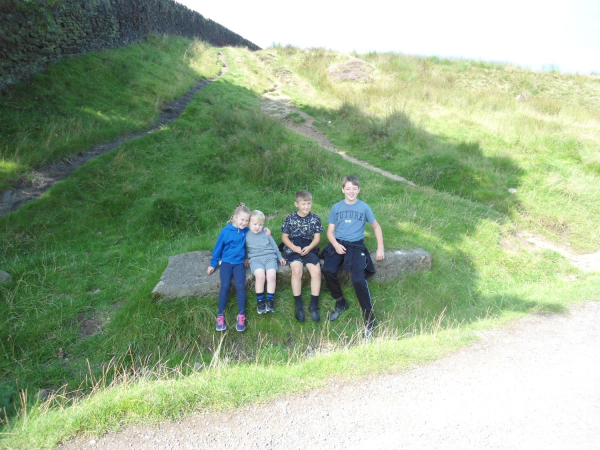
246, 210, 286, 314
281, 190, 323, 322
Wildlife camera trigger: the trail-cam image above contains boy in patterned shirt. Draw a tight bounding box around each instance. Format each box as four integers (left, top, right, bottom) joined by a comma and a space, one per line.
281, 190, 323, 322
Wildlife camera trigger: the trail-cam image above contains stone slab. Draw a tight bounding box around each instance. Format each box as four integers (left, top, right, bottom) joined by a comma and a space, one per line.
152, 248, 432, 301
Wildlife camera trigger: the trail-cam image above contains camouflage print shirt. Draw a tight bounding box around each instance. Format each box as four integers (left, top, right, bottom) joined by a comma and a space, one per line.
280, 212, 323, 256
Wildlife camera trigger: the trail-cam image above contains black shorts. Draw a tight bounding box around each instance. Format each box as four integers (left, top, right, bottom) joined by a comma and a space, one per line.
285, 251, 321, 266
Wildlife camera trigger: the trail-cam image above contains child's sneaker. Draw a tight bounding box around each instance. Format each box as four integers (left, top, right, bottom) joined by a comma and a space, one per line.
309, 305, 320, 322
266, 300, 275, 313
295, 303, 305, 322
328, 301, 349, 321
364, 318, 376, 339
216, 314, 226, 331
257, 301, 267, 314
236, 314, 246, 332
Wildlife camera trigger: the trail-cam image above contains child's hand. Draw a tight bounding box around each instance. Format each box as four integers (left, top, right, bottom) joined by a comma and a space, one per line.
207, 266, 215, 275
280, 259, 287, 266
244, 259, 250, 267
376, 249, 385, 261
334, 243, 347, 255
264, 227, 271, 236
300, 246, 310, 256
294, 245, 303, 255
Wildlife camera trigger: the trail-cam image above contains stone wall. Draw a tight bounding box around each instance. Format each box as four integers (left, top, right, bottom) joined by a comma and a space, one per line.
0, 0, 260, 89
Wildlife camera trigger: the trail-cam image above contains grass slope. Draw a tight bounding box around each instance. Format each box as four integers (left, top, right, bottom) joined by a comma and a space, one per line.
1, 42, 599, 447
0, 35, 220, 190
267, 47, 600, 249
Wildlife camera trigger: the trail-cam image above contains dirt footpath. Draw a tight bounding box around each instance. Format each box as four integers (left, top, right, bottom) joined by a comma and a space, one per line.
66, 301, 600, 450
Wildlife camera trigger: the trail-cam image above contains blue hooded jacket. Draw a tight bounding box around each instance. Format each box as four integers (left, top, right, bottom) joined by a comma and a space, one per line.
209, 224, 248, 268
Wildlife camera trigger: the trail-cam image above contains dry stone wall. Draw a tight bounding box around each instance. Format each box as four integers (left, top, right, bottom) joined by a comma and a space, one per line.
0, 0, 260, 89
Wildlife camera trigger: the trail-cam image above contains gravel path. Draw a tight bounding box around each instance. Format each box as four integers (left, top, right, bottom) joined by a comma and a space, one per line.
66, 301, 600, 450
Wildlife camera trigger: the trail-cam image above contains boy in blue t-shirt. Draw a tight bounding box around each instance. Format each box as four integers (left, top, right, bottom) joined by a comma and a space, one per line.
322, 176, 384, 334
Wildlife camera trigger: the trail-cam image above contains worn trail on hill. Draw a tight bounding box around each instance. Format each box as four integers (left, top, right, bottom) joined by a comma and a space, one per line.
2, 50, 597, 269
256, 56, 600, 272
0, 53, 229, 218
259, 66, 415, 187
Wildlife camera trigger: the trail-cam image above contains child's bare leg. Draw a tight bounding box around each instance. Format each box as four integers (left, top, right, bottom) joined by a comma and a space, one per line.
266, 268, 277, 293
306, 263, 321, 296
265, 268, 277, 313
305, 263, 321, 321
253, 269, 266, 294
254, 268, 267, 314
290, 261, 305, 321
290, 261, 303, 296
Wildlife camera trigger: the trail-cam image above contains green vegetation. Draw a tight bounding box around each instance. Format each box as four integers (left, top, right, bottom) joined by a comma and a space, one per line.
269, 47, 600, 249
1, 40, 599, 448
0, 35, 220, 190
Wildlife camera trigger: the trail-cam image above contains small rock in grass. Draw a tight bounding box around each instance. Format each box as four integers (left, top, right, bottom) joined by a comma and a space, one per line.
508, 188, 518, 194
0, 270, 11, 284
35, 389, 52, 401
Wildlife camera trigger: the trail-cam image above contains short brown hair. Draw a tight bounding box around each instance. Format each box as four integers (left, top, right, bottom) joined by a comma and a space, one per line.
295, 190, 312, 202
342, 176, 360, 188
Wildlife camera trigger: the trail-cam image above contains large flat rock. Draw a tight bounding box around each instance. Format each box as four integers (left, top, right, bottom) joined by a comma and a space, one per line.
152, 248, 432, 301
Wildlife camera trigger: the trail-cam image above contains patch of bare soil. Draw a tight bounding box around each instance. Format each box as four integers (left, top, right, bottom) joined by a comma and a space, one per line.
0, 53, 229, 218
78, 313, 103, 338
501, 230, 600, 273
63, 301, 600, 449
328, 57, 375, 83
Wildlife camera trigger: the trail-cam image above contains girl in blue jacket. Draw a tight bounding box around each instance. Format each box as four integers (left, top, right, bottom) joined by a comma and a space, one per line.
207, 203, 251, 332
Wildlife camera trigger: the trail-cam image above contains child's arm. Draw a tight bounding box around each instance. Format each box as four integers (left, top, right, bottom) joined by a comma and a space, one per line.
371, 220, 385, 261
207, 231, 225, 275
282, 233, 301, 255
244, 234, 251, 268
327, 223, 346, 255
268, 235, 287, 265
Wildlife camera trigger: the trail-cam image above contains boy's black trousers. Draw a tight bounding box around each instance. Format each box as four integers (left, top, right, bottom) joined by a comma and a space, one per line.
322, 249, 375, 327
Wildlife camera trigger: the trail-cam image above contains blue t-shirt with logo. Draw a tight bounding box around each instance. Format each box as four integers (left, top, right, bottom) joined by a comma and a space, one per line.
327, 200, 375, 242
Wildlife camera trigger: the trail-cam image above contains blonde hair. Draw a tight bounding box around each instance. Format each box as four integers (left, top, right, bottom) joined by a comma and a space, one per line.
250, 210, 265, 223
228, 203, 250, 224
342, 176, 360, 188
295, 190, 312, 202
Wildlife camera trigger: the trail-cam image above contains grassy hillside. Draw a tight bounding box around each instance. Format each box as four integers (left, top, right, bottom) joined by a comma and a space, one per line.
266, 47, 600, 250
1, 39, 599, 447
0, 35, 221, 190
